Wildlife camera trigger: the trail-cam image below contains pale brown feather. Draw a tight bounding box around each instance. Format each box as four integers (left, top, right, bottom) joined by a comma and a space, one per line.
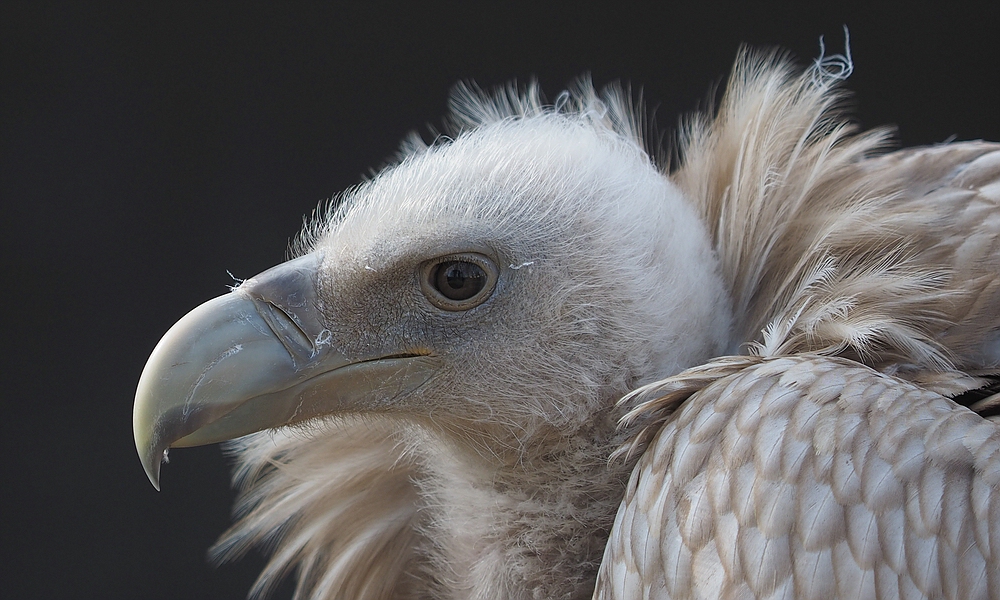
600, 355, 1000, 599
602, 49, 1000, 600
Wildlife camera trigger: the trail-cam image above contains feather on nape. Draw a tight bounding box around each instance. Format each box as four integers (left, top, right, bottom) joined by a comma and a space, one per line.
620, 47, 1000, 456
594, 49, 1000, 600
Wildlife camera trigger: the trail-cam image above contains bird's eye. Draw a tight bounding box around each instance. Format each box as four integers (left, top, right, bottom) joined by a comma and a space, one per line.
435, 262, 486, 300
421, 253, 498, 311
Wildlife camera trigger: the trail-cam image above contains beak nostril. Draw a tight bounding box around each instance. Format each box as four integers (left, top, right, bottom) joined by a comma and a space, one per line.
263, 301, 315, 358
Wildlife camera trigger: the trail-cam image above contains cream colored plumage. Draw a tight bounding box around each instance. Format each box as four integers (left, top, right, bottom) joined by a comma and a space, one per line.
595, 52, 1000, 599
600, 355, 1000, 599
133, 46, 1000, 600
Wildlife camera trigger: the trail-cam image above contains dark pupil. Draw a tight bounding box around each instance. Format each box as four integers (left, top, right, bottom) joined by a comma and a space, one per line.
435, 261, 486, 301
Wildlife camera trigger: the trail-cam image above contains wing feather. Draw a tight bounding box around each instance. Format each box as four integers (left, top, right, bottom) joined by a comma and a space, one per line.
597, 355, 1000, 600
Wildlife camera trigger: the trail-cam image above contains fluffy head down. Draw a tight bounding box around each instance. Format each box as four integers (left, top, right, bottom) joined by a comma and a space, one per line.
301, 84, 732, 431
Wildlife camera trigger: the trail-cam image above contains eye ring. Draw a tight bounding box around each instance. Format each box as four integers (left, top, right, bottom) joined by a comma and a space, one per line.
420, 253, 499, 311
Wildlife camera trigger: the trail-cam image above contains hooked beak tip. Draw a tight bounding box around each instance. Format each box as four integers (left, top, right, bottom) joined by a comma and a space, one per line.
139, 445, 163, 491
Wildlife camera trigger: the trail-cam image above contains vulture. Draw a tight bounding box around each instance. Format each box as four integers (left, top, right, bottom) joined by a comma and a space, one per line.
134, 46, 1000, 600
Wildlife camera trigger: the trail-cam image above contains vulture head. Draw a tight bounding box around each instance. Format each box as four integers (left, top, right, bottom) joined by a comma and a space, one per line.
135, 83, 732, 597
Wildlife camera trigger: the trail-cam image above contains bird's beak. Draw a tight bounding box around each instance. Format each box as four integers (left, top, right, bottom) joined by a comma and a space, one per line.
133, 253, 440, 490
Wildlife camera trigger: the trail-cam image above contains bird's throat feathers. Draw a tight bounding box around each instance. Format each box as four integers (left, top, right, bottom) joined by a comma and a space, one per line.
215, 410, 637, 600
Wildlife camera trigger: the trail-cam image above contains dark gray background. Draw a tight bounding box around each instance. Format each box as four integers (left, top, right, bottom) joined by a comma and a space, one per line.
3, 3, 997, 598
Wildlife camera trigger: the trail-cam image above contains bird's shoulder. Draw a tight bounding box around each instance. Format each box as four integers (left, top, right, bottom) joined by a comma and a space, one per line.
597, 354, 1000, 599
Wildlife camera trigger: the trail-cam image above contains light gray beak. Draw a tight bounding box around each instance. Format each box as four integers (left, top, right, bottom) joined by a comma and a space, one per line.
133, 253, 440, 490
